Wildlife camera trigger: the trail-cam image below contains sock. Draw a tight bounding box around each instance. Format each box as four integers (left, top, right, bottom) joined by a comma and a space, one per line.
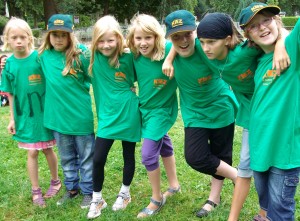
92, 191, 102, 201
120, 184, 130, 194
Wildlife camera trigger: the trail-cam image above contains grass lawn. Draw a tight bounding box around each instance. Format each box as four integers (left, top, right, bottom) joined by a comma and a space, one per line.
0, 104, 299, 221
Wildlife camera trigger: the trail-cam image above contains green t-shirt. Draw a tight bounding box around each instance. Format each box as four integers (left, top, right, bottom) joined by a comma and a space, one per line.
196, 40, 261, 128
249, 18, 300, 172
0, 51, 54, 142
91, 51, 141, 142
134, 43, 178, 141
40, 44, 94, 135
174, 39, 238, 128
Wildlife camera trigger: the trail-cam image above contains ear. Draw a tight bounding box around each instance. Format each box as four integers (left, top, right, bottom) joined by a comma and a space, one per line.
224, 35, 232, 46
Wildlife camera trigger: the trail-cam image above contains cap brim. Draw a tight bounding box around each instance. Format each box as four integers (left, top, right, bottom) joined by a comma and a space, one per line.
165, 25, 196, 38
48, 27, 73, 33
240, 6, 280, 28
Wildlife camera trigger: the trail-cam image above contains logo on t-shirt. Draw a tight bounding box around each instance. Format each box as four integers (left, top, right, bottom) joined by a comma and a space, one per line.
198, 75, 212, 86
28, 74, 42, 85
153, 79, 167, 90
262, 70, 277, 86
115, 72, 126, 82
238, 69, 254, 82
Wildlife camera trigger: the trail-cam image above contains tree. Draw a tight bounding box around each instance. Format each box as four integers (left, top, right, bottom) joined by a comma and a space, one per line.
234, 0, 253, 21
43, 0, 58, 26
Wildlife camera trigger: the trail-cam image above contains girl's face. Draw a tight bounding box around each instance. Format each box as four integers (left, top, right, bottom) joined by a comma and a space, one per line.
170, 31, 195, 58
246, 14, 278, 53
199, 38, 230, 60
8, 27, 30, 58
97, 31, 118, 57
49, 31, 70, 52
133, 27, 155, 58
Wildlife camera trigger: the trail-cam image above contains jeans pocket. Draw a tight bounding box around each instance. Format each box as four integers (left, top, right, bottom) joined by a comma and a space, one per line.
282, 176, 299, 202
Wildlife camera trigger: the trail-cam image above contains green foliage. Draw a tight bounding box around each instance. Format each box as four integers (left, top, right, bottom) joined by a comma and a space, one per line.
267, 0, 279, 5
209, 0, 240, 17
234, 0, 253, 21
32, 29, 42, 38
73, 15, 94, 28
282, 16, 299, 27
0, 15, 9, 35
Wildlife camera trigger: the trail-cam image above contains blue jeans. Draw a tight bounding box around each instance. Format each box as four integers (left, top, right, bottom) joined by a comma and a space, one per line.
53, 131, 95, 195
254, 167, 300, 221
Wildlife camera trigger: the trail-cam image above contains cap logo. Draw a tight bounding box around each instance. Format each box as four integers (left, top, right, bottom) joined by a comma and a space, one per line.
54, 19, 64, 26
171, 19, 183, 28
251, 5, 264, 13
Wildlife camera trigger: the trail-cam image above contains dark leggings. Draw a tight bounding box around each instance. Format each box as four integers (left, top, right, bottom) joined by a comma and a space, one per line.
92, 137, 136, 192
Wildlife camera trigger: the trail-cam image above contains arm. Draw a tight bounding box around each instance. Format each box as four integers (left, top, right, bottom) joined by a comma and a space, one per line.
7, 93, 15, 134
273, 28, 291, 75
162, 46, 177, 79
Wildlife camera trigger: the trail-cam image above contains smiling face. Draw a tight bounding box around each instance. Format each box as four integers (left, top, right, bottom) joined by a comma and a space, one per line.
246, 14, 279, 53
97, 31, 118, 57
199, 37, 230, 60
133, 27, 155, 58
170, 31, 195, 57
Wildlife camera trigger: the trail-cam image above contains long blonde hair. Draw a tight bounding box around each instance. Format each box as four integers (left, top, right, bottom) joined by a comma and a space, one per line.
89, 15, 125, 74
126, 14, 165, 61
3, 17, 34, 51
38, 31, 82, 76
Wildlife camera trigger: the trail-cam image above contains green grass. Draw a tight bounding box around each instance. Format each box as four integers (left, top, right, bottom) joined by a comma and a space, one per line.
0, 105, 299, 221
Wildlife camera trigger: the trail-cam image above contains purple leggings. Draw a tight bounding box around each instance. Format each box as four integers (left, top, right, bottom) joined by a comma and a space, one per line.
141, 134, 174, 171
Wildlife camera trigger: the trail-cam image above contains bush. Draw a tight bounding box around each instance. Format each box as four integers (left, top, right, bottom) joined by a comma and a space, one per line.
282, 16, 299, 28
32, 29, 42, 38
74, 15, 94, 28
0, 16, 9, 35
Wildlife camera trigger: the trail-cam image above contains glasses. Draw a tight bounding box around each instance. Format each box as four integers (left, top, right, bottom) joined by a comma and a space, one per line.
246, 17, 273, 33
171, 32, 193, 41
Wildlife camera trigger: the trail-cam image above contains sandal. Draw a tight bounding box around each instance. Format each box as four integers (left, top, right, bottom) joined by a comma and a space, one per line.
163, 185, 181, 198
137, 195, 166, 218
44, 179, 61, 198
196, 199, 218, 218
32, 188, 46, 207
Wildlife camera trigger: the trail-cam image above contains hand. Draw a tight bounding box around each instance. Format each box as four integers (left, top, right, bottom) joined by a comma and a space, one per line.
130, 86, 136, 94
273, 30, 290, 75
0, 55, 7, 70
7, 120, 16, 134
162, 61, 174, 79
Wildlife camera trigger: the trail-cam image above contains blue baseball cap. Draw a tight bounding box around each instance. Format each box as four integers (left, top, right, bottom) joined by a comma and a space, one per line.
47, 14, 74, 33
239, 2, 280, 29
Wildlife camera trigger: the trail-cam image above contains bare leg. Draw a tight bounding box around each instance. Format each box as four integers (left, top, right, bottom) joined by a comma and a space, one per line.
215, 160, 237, 183
27, 150, 40, 200
145, 168, 162, 210
162, 155, 180, 197
203, 177, 222, 211
228, 177, 251, 221
43, 148, 61, 191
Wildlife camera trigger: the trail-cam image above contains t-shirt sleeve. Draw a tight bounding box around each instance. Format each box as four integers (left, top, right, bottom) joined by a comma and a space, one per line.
0, 61, 14, 93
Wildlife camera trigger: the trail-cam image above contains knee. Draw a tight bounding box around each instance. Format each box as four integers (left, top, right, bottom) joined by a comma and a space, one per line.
28, 150, 39, 158
141, 153, 159, 171
185, 154, 215, 174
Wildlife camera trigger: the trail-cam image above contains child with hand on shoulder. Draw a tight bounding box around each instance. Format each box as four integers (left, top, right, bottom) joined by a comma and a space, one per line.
1, 17, 61, 207
38, 14, 95, 209
126, 14, 180, 218
87, 15, 141, 219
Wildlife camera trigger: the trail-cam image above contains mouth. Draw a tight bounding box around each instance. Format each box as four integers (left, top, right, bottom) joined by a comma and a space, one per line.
179, 45, 189, 50
140, 47, 148, 52
260, 31, 270, 38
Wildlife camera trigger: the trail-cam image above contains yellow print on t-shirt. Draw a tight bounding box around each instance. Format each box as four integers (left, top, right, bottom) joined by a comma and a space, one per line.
153, 79, 167, 90
28, 74, 42, 85
238, 69, 254, 81
198, 75, 212, 86
115, 72, 126, 82
262, 70, 277, 86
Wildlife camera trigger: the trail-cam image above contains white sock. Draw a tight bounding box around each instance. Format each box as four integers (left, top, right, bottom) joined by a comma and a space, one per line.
92, 191, 102, 201
120, 184, 130, 194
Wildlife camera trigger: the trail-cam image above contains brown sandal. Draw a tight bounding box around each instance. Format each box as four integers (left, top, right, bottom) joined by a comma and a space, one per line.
32, 188, 46, 207
44, 179, 61, 199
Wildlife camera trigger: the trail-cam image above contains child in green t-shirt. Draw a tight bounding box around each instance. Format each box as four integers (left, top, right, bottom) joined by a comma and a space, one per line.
126, 14, 180, 218
87, 15, 141, 219
38, 14, 95, 209
239, 2, 300, 220
1, 17, 61, 207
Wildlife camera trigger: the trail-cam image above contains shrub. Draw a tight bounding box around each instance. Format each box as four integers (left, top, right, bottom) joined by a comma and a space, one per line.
74, 15, 94, 28
282, 16, 298, 28
0, 16, 9, 35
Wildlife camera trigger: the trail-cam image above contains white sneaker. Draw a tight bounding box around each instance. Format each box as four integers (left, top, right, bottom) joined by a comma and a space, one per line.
87, 198, 107, 219
112, 192, 131, 211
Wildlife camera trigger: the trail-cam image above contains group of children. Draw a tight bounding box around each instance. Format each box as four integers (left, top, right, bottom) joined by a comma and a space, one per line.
0, 2, 299, 220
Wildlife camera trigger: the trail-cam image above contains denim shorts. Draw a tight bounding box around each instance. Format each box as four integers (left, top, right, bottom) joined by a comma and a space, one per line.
253, 167, 300, 221
237, 129, 253, 178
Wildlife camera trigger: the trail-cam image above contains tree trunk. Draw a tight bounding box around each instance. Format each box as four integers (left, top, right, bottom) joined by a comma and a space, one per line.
43, 0, 59, 29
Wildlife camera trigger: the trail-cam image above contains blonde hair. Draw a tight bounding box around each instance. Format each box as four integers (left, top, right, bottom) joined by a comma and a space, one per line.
244, 12, 283, 48
89, 15, 125, 74
38, 30, 81, 76
3, 17, 34, 51
126, 14, 165, 61
228, 19, 244, 49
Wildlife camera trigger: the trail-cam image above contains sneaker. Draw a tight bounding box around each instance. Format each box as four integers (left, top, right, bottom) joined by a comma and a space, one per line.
81, 194, 93, 209
87, 199, 107, 219
112, 192, 131, 211
56, 191, 79, 206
